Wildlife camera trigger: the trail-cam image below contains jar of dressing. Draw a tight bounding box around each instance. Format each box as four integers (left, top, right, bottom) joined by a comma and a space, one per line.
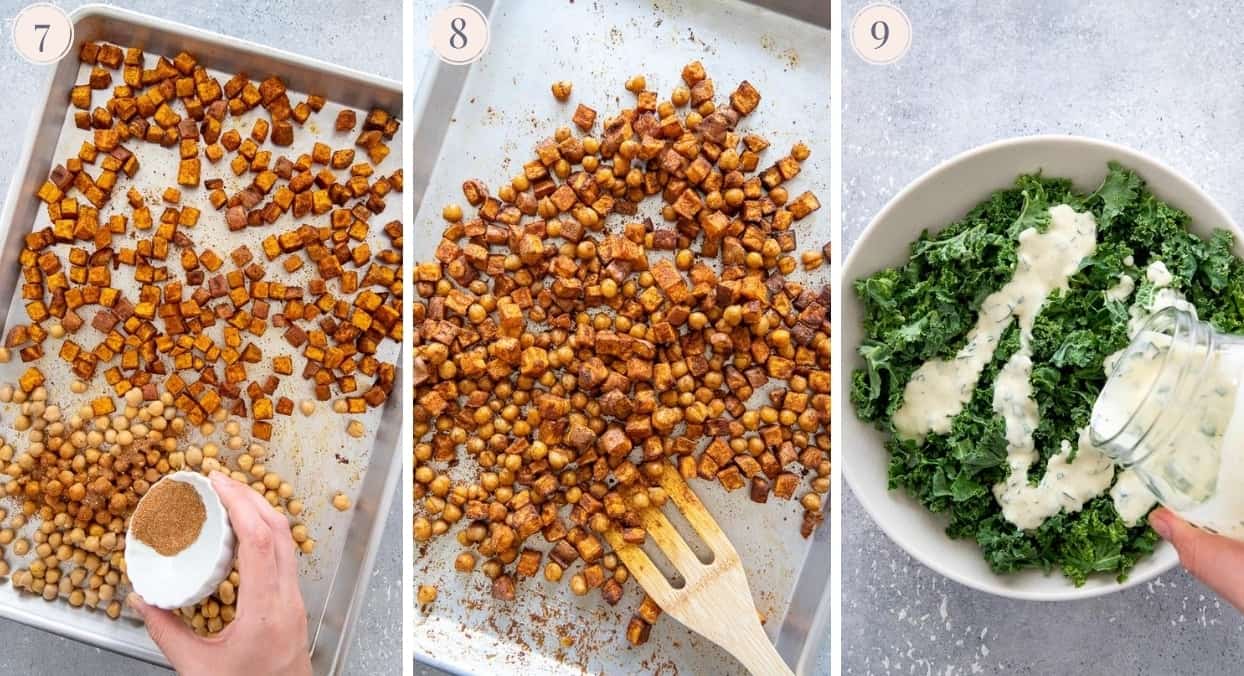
1090, 307, 1244, 540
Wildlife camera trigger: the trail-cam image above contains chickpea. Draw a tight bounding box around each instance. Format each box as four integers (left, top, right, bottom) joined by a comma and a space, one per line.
550, 80, 573, 101
624, 74, 646, 93
442, 203, 463, 222
802, 251, 825, 270
544, 562, 564, 582
331, 492, 351, 511
291, 523, 310, 544
671, 85, 690, 106
414, 517, 432, 542
454, 552, 476, 572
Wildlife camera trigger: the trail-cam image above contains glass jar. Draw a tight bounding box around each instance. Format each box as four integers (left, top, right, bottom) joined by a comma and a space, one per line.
1090, 307, 1244, 539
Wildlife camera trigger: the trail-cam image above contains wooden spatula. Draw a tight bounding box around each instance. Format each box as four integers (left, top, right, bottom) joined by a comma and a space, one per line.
604, 466, 795, 676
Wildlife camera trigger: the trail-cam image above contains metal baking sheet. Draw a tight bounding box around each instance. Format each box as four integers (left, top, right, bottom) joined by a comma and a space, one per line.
410, 0, 830, 673
0, 6, 403, 673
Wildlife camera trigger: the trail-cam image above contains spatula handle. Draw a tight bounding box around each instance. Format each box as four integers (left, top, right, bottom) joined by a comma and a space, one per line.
731, 626, 795, 676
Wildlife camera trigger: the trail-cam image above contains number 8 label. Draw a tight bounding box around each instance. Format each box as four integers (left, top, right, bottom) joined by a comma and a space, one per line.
851, 4, 911, 65
12, 3, 74, 65
430, 3, 490, 66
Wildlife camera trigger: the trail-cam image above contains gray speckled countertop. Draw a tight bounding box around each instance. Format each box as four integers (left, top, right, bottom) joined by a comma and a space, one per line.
0, 0, 400, 673
844, 1, 1244, 674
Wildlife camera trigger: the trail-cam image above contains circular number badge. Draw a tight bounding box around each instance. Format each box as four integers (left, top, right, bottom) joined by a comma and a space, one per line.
12, 3, 74, 65
850, 3, 911, 65
429, 3, 490, 66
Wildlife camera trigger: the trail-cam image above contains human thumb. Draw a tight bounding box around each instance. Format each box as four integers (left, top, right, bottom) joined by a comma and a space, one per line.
128, 593, 200, 662
1149, 507, 1244, 612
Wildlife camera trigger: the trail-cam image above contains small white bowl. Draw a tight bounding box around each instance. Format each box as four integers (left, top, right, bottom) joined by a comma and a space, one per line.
125, 471, 235, 609
841, 135, 1239, 600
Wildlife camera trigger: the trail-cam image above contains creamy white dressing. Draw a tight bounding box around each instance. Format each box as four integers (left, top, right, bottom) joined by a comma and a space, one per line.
996, 429, 1115, 530
892, 205, 1114, 530
1110, 469, 1155, 526
893, 205, 1098, 443
1105, 274, 1135, 302
982, 207, 1110, 528
1146, 260, 1174, 287
1099, 259, 1186, 521
1093, 321, 1244, 537
892, 208, 1231, 533
1123, 259, 1197, 341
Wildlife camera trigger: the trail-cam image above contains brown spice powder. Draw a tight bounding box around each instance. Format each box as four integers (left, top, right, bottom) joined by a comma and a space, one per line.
131, 479, 206, 556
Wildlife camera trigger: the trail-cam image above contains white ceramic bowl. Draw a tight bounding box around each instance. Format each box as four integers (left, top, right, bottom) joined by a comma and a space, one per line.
841, 135, 1241, 600
125, 471, 235, 609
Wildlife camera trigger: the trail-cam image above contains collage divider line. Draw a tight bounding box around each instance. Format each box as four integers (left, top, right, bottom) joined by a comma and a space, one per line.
829, 2, 844, 675
401, 1, 416, 674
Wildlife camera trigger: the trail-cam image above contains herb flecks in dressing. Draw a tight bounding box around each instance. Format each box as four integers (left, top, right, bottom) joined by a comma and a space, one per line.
893, 206, 1098, 445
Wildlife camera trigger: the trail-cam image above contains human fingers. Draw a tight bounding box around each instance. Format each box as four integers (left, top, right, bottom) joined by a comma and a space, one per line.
210, 471, 281, 615
216, 471, 300, 590
1150, 507, 1244, 612
128, 592, 202, 666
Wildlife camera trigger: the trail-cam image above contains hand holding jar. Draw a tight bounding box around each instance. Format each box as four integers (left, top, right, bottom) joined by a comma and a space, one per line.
1150, 508, 1244, 612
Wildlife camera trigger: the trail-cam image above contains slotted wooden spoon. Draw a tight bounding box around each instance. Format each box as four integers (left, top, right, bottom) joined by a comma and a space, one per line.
604, 466, 795, 676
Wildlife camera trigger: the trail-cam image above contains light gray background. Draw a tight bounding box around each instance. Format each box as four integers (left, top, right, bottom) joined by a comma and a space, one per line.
0, 1, 401, 673
844, 1, 1244, 674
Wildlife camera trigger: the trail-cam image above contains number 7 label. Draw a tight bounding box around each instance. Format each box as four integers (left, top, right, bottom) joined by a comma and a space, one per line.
12, 3, 73, 65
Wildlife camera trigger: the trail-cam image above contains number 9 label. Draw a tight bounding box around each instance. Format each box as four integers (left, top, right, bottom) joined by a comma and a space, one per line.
851, 3, 911, 65
12, 3, 74, 65
429, 3, 490, 66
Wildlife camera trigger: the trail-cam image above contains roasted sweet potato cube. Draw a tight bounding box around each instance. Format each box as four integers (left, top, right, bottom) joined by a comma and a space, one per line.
671, 188, 703, 219
70, 85, 92, 110
515, 549, 542, 577
574, 533, 603, 563
18, 367, 44, 393
685, 156, 712, 185
335, 109, 357, 131
773, 472, 800, 500
177, 159, 200, 187
717, 465, 746, 491
730, 80, 762, 115
601, 578, 624, 606
681, 60, 706, 84
91, 396, 115, 416
79, 42, 100, 64
37, 181, 63, 204
637, 595, 662, 623
272, 121, 294, 146
626, 617, 651, 645
252, 397, 274, 420
490, 574, 516, 601
788, 191, 821, 219
572, 103, 597, 131
97, 44, 123, 69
